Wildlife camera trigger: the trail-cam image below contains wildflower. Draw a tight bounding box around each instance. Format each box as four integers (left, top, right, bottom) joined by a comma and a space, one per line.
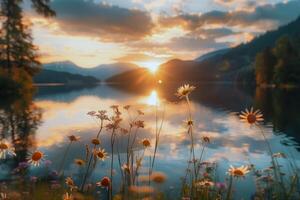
121, 164, 130, 173
183, 119, 193, 127
27, 151, 45, 167
176, 84, 196, 98
65, 177, 75, 186
110, 105, 119, 110
65, 177, 77, 191
63, 192, 73, 200
106, 116, 122, 130
49, 170, 59, 178
120, 128, 129, 135
87, 111, 96, 116
123, 105, 131, 110
272, 152, 286, 158
202, 136, 211, 143
44, 160, 52, 168
141, 138, 151, 148
74, 159, 85, 166
136, 158, 143, 168
134, 120, 145, 128
91, 138, 101, 145
137, 110, 144, 115
150, 172, 167, 184
96, 110, 109, 121
215, 182, 226, 190
239, 107, 263, 125
96, 177, 111, 188
0, 140, 16, 159
227, 165, 250, 178
68, 135, 80, 142
95, 148, 108, 161
196, 180, 215, 188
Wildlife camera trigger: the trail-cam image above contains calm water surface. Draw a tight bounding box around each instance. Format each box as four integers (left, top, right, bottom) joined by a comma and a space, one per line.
1, 83, 300, 199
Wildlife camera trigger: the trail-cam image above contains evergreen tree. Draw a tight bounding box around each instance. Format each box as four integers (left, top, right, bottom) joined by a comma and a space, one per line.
255, 47, 277, 85
0, 0, 55, 76
273, 36, 300, 85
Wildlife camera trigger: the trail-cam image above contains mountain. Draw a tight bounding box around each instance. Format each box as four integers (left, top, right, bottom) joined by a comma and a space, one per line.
43, 61, 139, 80
108, 16, 300, 84
195, 49, 229, 62
34, 69, 99, 85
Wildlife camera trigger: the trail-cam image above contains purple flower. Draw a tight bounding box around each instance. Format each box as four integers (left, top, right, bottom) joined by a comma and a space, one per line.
44, 160, 52, 167
216, 182, 226, 190
18, 162, 29, 169
49, 170, 59, 178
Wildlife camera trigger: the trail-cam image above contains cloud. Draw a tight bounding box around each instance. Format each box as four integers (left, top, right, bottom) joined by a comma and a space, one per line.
167, 36, 231, 51
214, 0, 258, 10
49, 0, 154, 42
159, 0, 300, 31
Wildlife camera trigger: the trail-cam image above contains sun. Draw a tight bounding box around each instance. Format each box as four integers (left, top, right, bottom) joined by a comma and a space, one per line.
135, 61, 161, 73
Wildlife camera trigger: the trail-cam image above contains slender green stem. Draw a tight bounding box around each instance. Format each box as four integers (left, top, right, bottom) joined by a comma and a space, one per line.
226, 176, 233, 200
110, 129, 116, 200
58, 141, 72, 176
257, 125, 285, 194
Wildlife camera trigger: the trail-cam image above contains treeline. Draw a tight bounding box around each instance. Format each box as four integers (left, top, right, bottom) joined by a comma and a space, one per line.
34, 69, 99, 85
255, 35, 300, 87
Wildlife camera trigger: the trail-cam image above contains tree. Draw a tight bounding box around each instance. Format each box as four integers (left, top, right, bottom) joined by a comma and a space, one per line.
255, 47, 276, 85
0, 0, 55, 76
273, 36, 300, 85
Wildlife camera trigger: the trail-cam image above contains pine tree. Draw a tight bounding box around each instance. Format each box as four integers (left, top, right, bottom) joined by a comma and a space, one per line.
255, 47, 276, 85
0, 0, 55, 76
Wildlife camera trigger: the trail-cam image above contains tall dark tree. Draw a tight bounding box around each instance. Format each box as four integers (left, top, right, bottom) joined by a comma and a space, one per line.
273, 36, 300, 85
255, 47, 277, 85
0, 0, 55, 76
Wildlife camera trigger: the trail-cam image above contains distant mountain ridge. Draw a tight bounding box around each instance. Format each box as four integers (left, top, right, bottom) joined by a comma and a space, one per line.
34, 69, 99, 85
43, 61, 139, 80
108, 16, 300, 84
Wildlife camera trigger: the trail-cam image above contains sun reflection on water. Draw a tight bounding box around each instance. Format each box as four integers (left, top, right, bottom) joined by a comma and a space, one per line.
143, 90, 159, 106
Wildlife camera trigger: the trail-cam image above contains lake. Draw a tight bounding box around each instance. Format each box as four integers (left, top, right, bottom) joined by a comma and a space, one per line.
0, 83, 300, 199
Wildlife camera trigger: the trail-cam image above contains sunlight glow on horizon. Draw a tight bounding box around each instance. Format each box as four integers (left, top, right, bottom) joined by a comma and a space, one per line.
134, 60, 162, 73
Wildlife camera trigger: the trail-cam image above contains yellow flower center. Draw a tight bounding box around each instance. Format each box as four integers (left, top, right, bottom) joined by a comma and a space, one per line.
247, 114, 257, 124
97, 151, 104, 158
92, 139, 100, 145
75, 159, 84, 165
32, 151, 43, 161
142, 140, 150, 147
0, 143, 8, 150
233, 169, 244, 176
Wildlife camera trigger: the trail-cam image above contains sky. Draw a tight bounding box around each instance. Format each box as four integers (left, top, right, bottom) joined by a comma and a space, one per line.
24, 0, 300, 68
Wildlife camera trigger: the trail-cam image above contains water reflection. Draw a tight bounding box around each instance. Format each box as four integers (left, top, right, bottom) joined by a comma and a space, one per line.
0, 90, 42, 179
0, 84, 299, 199
140, 90, 159, 106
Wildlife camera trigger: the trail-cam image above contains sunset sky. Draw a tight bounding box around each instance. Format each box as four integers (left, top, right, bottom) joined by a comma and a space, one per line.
24, 0, 300, 68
